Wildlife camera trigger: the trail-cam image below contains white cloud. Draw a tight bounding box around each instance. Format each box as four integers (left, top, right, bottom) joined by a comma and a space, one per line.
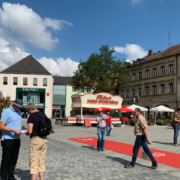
0, 38, 29, 72
114, 44, 148, 63
39, 57, 79, 76
0, 38, 78, 76
131, 0, 142, 4
0, 2, 73, 50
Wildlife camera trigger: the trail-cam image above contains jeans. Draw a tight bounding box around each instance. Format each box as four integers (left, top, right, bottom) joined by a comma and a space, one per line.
130, 135, 157, 167
106, 125, 112, 136
97, 128, 106, 150
174, 126, 179, 144
1, 139, 20, 180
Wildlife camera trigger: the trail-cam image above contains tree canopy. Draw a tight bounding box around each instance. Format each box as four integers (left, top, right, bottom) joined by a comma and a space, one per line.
72, 45, 130, 94
0, 96, 11, 118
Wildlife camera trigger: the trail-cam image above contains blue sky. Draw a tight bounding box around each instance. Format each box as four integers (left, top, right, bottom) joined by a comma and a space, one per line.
0, 0, 179, 76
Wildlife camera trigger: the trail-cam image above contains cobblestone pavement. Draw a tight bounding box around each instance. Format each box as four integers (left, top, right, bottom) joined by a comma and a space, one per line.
0, 121, 179, 180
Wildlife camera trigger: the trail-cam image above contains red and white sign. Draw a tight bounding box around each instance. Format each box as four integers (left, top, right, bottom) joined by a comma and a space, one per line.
71, 92, 123, 109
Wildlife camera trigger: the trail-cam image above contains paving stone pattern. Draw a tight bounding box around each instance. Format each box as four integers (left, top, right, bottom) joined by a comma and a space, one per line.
0, 135, 178, 179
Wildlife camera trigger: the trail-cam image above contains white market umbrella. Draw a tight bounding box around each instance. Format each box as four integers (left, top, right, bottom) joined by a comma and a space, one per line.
127, 104, 148, 111
150, 105, 174, 124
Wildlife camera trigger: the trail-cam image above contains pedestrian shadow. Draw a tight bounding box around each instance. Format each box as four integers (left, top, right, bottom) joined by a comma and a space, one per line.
106, 156, 149, 168
152, 141, 174, 146
81, 145, 97, 151
14, 168, 31, 179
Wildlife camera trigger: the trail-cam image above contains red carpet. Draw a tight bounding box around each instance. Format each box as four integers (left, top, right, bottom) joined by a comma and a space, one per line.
69, 137, 180, 169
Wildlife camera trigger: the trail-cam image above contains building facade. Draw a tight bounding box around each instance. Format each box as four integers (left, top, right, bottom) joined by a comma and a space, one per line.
120, 45, 180, 120
0, 55, 54, 118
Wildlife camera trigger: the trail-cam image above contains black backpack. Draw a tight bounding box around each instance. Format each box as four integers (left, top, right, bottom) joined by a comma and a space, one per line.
33, 112, 52, 136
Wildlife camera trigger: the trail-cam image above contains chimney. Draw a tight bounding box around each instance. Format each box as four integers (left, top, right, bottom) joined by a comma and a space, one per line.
148, 49, 153, 56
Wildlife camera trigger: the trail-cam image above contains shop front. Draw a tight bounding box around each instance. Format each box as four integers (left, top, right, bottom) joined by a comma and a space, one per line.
16, 88, 46, 118
66, 92, 123, 124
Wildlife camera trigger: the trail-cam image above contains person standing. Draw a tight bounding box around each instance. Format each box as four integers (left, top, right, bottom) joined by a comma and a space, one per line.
26, 103, 49, 180
173, 108, 180, 146
106, 112, 112, 136
0, 99, 26, 180
124, 108, 157, 169
96, 110, 109, 152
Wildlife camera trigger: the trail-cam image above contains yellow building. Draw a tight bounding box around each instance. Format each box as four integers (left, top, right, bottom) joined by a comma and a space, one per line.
120, 44, 180, 120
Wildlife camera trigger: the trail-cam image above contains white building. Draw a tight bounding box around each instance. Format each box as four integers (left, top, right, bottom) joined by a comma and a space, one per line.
0, 55, 54, 118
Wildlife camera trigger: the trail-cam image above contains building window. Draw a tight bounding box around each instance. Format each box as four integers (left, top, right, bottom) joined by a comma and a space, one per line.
169, 64, 173, 74
132, 73, 135, 81
137, 59, 140, 65
153, 85, 156, 95
127, 74, 129, 81
126, 90, 129, 97
13, 77, 18, 85
153, 68, 157, 77
161, 66, 165, 76
146, 70, 150, 78
43, 78, 47, 86
72, 87, 76, 92
3, 77, 8, 85
121, 90, 124, 97
132, 89, 135, 97
23, 78, 28, 86
81, 89, 84, 93
169, 83, 173, 93
87, 89, 91, 93
160, 84, 165, 94
138, 88, 141, 97
33, 78, 37, 86
145, 86, 149, 95
138, 72, 142, 80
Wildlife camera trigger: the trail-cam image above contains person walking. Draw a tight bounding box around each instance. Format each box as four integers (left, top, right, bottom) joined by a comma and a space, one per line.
96, 110, 109, 152
0, 99, 26, 180
124, 108, 158, 169
26, 103, 50, 180
173, 108, 180, 146
106, 112, 112, 136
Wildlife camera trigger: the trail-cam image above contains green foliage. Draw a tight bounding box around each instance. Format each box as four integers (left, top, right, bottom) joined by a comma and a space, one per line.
0, 96, 11, 118
156, 119, 163, 125
72, 45, 130, 93
130, 117, 136, 126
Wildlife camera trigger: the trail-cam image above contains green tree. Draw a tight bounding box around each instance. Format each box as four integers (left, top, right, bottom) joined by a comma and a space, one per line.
0, 96, 11, 118
72, 45, 130, 94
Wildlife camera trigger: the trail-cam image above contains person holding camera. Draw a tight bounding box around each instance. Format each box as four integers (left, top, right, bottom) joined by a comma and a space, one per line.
96, 110, 109, 152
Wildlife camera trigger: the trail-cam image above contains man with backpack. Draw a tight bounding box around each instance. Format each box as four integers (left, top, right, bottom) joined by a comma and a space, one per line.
26, 103, 52, 180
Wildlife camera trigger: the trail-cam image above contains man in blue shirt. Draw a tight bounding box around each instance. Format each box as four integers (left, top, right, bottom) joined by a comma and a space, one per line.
0, 99, 26, 180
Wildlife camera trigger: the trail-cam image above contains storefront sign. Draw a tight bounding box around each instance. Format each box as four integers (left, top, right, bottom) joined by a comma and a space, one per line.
87, 95, 118, 105
72, 97, 81, 103
53, 106, 60, 109
23, 88, 38, 92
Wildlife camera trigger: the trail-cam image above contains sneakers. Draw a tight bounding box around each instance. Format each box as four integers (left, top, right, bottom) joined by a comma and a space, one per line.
174, 144, 178, 146
124, 164, 134, 168
149, 165, 158, 169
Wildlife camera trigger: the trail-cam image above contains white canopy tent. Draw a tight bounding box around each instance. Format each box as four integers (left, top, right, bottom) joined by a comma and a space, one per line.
127, 104, 148, 111
149, 105, 174, 125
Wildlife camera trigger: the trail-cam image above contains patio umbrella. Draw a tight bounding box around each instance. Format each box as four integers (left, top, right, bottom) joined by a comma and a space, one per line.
116, 108, 133, 112
127, 104, 148, 111
150, 105, 174, 125
116, 108, 133, 127
93, 107, 111, 111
